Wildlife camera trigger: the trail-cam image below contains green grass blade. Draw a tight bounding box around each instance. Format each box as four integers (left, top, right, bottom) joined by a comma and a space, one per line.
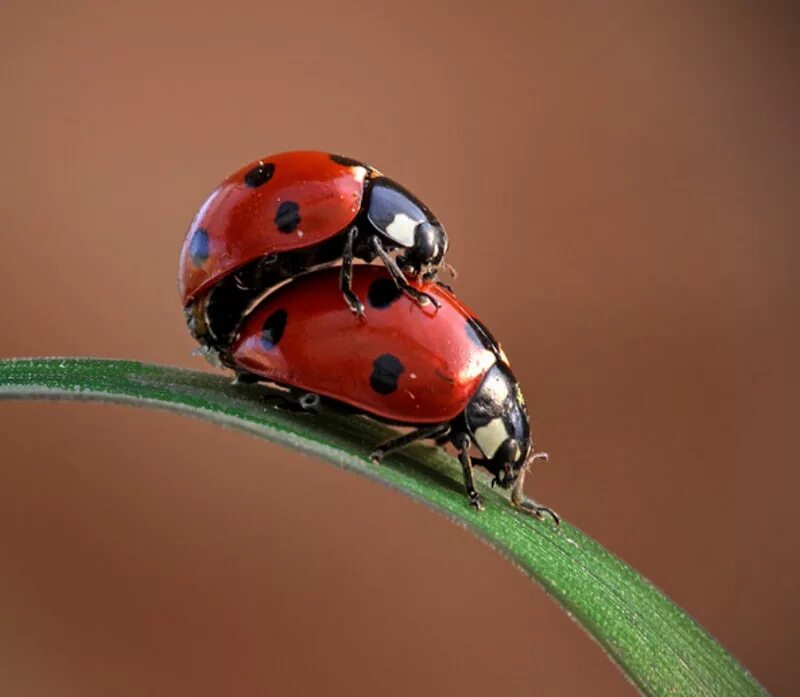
0, 357, 768, 697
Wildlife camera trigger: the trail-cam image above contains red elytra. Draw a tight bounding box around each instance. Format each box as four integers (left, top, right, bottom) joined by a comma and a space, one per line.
231, 266, 498, 424
178, 151, 372, 304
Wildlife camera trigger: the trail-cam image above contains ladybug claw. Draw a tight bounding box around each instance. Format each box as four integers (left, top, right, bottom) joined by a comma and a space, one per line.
415, 289, 440, 307
515, 498, 560, 525
401, 285, 441, 312
341, 286, 365, 318
347, 299, 365, 317
435, 281, 455, 293
469, 492, 484, 511
369, 449, 385, 464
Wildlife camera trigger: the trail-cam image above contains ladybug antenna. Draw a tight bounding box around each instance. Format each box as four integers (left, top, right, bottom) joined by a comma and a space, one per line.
529, 451, 549, 465
444, 261, 458, 280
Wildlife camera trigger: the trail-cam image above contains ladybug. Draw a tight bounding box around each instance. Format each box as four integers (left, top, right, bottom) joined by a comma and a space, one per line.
230, 265, 557, 521
178, 151, 450, 364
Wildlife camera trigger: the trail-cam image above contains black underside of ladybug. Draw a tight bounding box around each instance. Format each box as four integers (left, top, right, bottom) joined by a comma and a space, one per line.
186, 232, 349, 365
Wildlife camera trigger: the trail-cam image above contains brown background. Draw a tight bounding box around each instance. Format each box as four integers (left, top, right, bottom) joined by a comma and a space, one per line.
1, 2, 797, 695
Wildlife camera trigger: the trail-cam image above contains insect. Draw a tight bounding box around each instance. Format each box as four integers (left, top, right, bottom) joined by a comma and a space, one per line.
178, 151, 449, 365
229, 265, 557, 521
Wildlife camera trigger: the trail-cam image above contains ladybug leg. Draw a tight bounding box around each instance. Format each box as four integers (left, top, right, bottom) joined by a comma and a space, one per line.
369, 237, 441, 310
261, 387, 321, 415
435, 280, 455, 294
434, 432, 452, 446
231, 370, 260, 385
370, 424, 450, 463
454, 433, 484, 511
340, 226, 366, 317
510, 466, 560, 525
296, 392, 322, 413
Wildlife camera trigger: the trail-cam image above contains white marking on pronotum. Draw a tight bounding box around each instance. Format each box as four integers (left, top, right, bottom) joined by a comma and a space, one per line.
384, 213, 417, 246
474, 418, 509, 459
486, 371, 510, 402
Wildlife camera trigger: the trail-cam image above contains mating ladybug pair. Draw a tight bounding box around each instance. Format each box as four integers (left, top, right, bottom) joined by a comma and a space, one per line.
178, 151, 557, 522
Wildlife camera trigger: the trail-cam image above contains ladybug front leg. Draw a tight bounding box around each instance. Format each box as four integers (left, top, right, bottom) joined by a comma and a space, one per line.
368, 237, 441, 310
510, 461, 560, 525
340, 226, 366, 317
435, 280, 455, 294
454, 433, 484, 511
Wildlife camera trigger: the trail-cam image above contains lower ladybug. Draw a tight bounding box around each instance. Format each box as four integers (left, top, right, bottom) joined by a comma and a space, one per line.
178, 151, 450, 366
230, 265, 557, 521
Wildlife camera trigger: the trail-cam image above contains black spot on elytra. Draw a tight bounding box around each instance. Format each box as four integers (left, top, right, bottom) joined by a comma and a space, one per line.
260, 309, 287, 349
189, 228, 209, 266
367, 277, 402, 309
370, 353, 405, 395
244, 162, 275, 188
330, 153, 367, 169
275, 200, 301, 233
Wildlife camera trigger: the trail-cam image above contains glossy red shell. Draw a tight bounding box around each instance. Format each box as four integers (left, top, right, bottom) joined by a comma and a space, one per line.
178, 151, 370, 304
231, 266, 498, 424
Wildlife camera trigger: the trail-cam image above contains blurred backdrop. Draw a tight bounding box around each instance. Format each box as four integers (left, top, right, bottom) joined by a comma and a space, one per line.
1, 2, 798, 695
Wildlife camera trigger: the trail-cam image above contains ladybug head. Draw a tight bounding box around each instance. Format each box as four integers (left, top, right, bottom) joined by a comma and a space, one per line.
489, 439, 527, 489
363, 175, 448, 281
464, 364, 533, 489
397, 220, 448, 282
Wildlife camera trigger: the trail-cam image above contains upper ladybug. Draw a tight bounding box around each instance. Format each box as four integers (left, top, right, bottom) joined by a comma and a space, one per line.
178, 151, 449, 363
